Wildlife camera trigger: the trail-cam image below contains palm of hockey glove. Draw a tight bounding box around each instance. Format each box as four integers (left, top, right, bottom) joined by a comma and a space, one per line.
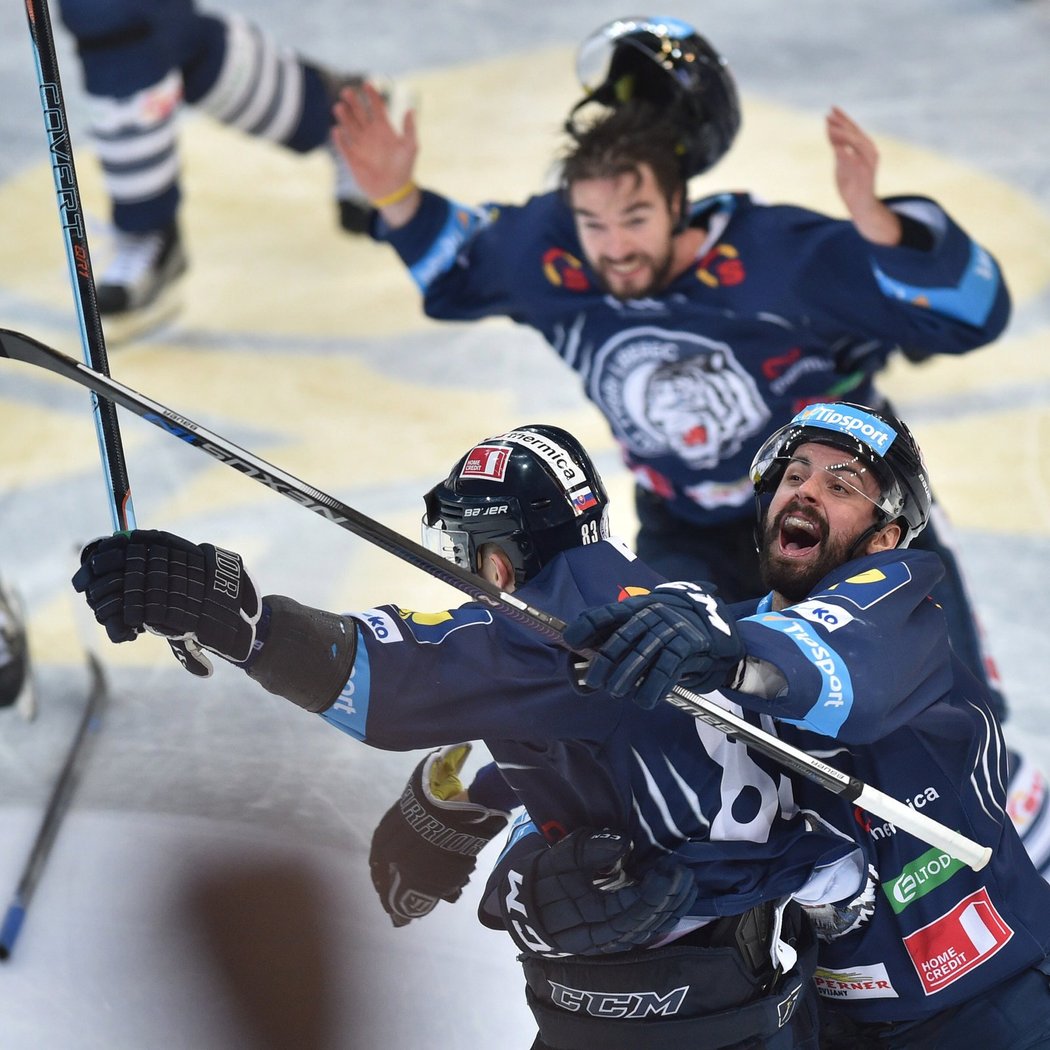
564, 582, 744, 709
498, 828, 697, 956
72, 529, 260, 677
370, 744, 510, 927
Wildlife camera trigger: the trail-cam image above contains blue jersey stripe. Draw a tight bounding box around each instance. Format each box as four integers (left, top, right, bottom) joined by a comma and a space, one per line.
320, 626, 371, 741
749, 611, 855, 735
872, 241, 1000, 327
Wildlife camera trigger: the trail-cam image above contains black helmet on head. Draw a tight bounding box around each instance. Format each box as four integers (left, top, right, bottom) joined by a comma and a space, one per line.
422, 425, 611, 586
567, 15, 741, 179
749, 402, 933, 548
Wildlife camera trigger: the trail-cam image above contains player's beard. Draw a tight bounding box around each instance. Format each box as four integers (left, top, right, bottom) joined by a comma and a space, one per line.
758, 502, 857, 605
595, 245, 675, 300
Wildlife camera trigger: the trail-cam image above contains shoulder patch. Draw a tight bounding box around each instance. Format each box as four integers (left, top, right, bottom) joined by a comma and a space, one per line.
821, 561, 913, 610
396, 606, 493, 644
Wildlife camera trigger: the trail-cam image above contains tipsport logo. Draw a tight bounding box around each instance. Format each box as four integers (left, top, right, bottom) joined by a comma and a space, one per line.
796, 404, 897, 455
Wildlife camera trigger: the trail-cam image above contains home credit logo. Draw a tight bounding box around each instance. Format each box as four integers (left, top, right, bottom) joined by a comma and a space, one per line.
903, 888, 1013, 995
460, 444, 511, 482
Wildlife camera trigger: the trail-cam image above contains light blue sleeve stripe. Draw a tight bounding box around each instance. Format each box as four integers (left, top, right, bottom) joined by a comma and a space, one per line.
408, 201, 488, 291
494, 813, 540, 866
320, 626, 371, 741
746, 612, 854, 736
872, 241, 1000, 327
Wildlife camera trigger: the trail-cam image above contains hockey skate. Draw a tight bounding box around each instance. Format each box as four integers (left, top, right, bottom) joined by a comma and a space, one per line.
96, 221, 187, 344
0, 577, 34, 722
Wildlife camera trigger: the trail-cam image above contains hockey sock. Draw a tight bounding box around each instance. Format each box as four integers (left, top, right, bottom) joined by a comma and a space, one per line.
188, 13, 329, 153
85, 70, 183, 233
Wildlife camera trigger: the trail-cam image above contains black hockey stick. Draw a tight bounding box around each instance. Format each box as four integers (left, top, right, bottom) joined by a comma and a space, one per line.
23, 0, 137, 532
0, 653, 107, 960
0, 329, 992, 870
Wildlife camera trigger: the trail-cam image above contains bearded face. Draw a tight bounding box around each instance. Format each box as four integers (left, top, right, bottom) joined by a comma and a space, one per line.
758, 497, 872, 604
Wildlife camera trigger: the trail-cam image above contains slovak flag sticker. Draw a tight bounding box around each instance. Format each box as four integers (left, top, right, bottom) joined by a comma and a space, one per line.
461, 445, 511, 482
572, 488, 598, 513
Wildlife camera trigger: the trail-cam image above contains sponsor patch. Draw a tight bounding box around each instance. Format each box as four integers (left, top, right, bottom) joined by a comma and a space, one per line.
813, 964, 898, 1001
903, 888, 1013, 994
502, 429, 585, 492
795, 403, 897, 455
356, 607, 402, 644
323, 638, 371, 742
460, 444, 512, 482
789, 600, 856, 633
884, 847, 965, 915
750, 612, 853, 734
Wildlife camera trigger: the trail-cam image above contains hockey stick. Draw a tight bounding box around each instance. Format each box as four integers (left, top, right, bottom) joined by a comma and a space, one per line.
0, 653, 107, 960
22, 0, 137, 532
0, 329, 992, 870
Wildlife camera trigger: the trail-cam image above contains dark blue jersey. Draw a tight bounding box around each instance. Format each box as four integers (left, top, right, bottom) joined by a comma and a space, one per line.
320, 538, 860, 924
718, 549, 1050, 1022
380, 190, 1008, 526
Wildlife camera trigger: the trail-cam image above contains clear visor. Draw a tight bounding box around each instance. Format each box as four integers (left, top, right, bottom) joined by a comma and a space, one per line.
576, 17, 686, 93
421, 521, 473, 571
768, 454, 905, 522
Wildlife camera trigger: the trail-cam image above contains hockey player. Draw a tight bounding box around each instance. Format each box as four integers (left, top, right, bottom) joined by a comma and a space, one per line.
331, 14, 1050, 874
56, 0, 395, 335
556, 401, 1050, 1047
71, 423, 869, 1049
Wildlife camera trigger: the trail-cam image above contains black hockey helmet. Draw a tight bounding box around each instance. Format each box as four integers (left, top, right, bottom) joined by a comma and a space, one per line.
749, 402, 933, 548
567, 15, 741, 179
422, 425, 611, 585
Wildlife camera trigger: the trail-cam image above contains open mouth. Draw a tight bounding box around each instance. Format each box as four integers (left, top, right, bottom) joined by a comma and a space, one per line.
603, 257, 647, 284
778, 513, 822, 558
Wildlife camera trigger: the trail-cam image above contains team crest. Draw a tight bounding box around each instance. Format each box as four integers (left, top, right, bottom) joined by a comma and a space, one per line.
587, 326, 769, 468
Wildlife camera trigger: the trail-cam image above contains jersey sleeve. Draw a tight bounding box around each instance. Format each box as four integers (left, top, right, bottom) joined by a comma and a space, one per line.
723, 552, 954, 743
770, 197, 1009, 361
318, 601, 621, 752
378, 189, 567, 322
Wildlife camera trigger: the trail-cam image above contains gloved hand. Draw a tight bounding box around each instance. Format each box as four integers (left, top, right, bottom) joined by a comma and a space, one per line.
564, 582, 744, 709
496, 828, 697, 956
370, 743, 510, 927
71, 529, 261, 677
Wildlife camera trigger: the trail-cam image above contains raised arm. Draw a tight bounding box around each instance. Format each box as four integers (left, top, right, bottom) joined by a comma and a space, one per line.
331, 80, 421, 228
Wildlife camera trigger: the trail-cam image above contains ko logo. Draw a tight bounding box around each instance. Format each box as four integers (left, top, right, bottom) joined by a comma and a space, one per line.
791, 600, 855, 633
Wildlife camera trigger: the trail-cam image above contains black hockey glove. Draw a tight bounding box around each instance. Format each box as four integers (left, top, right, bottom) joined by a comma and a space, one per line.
370, 744, 511, 927
496, 828, 696, 957
72, 529, 261, 677
564, 582, 744, 709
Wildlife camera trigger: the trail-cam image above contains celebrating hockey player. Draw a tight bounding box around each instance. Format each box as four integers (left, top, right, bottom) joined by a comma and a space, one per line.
71, 422, 871, 1049
371, 403, 1050, 1047
332, 25, 1005, 708
330, 14, 1050, 877
555, 402, 1050, 1047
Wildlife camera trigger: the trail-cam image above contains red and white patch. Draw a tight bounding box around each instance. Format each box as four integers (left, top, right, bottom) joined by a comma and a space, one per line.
460, 444, 511, 482
903, 888, 1013, 995
813, 963, 898, 1001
